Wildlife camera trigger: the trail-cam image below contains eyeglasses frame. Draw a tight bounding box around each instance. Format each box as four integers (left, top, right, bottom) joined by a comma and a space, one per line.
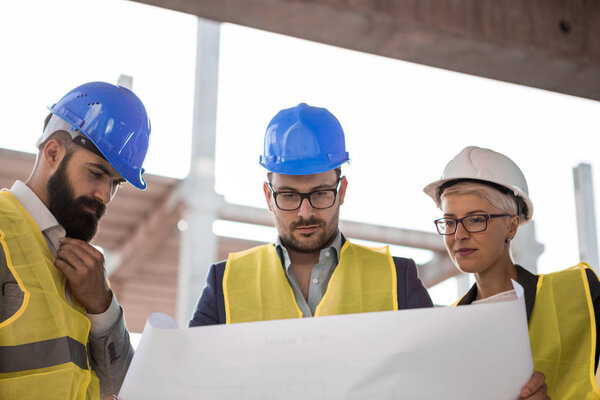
434, 213, 513, 235
267, 178, 342, 211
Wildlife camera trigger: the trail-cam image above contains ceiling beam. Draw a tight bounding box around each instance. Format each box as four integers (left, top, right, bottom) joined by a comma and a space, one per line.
131, 0, 600, 101
218, 202, 446, 252
418, 253, 461, 288
218, 202, 455, 286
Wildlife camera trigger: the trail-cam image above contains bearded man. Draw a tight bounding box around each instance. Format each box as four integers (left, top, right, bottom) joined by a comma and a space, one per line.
0, 82, 151, 399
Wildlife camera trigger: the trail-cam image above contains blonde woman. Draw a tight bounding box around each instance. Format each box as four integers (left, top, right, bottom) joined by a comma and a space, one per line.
424, 146, 600, 400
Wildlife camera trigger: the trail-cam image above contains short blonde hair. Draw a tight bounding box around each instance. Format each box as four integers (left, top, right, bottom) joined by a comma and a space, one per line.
440, 181, 518, 215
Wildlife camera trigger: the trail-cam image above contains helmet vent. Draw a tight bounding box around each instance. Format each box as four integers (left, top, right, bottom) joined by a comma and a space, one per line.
87, 102, 100, 106
75, 93, 88, 99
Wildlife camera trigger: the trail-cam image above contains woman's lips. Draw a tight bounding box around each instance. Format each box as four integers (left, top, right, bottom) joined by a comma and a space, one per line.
455, 248, 476, 257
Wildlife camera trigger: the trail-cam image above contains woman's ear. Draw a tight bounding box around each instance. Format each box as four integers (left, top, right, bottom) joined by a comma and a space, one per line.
506, 215, 520, 242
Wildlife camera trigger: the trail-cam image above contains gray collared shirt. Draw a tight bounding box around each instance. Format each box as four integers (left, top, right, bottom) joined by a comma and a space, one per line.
275, 232, 342, 317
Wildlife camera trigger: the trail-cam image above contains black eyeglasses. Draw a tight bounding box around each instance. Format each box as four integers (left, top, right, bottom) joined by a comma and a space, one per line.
267, 178, 342, 211
434, 214, 513, 235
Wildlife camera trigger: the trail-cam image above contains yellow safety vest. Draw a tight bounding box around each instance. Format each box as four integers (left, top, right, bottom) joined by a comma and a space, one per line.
453, 263, 600, 399
529, 263, 600, 400
223, 240, 398, 324
0, 191, 100, 400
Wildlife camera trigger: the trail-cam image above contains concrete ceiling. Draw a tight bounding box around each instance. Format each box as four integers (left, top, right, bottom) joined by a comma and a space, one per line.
131, 0, 600, 101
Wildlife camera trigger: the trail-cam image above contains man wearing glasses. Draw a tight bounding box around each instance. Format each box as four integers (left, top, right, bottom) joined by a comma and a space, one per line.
189, 102, 433, 326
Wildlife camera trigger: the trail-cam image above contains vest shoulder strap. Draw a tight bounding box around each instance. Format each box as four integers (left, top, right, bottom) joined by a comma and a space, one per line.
224, 244, 302, 324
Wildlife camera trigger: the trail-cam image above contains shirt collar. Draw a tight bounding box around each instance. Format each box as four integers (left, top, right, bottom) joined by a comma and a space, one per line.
275, 231, 342, 269
9, 180, 65, 237
457, 265, 539, 322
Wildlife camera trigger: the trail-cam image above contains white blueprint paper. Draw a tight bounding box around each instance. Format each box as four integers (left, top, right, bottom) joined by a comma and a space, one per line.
120, 281, 532, 400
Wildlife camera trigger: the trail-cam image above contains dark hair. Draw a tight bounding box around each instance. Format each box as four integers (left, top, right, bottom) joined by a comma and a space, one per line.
43, 113, 53, 131
40, 113, 106, 160
37, 130, 75, 153
38, 113, 75, 152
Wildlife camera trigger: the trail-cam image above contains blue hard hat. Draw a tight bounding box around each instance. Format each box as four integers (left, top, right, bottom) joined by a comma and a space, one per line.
48, 81, 151, 189
259, 103, 350, 175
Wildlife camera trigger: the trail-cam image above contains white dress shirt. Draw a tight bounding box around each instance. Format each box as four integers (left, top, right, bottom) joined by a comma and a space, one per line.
472, 289, 517, 304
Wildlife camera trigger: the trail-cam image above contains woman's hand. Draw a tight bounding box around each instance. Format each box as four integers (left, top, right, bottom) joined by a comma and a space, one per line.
520, 371, 549, 399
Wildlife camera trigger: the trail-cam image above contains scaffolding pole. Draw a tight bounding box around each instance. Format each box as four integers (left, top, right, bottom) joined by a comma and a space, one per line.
176, 18, 222, 327
573, 163, 599, 272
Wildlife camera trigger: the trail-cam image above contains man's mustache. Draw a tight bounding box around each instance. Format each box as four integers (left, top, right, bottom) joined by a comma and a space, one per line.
76, 196, 106, 219
291, 218, 323, 229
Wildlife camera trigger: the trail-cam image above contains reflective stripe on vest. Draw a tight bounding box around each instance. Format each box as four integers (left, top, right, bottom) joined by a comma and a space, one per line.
0, 191, 99, 400
223, 240, 397, 324
529, 263, 600, 400
0, 336, 88, 373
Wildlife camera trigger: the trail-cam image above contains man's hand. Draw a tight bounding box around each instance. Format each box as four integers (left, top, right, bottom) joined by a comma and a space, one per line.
54, 237, 112, 314
520, 371, 549, 399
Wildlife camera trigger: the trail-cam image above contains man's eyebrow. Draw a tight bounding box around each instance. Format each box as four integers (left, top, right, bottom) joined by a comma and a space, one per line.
311, 182, 338, 190
272, 185, 297, 192
274, 182, 338, 192
87, 162, 125, 182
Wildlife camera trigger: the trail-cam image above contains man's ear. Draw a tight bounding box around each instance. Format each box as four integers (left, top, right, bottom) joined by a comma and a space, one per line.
338, 176, 348, 205
263, 181, 274, 212
42, 139, 67, 172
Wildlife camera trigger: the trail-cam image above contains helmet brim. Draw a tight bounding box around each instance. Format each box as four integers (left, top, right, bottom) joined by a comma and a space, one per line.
423, 177, 533, 224
49, 109, 147, 190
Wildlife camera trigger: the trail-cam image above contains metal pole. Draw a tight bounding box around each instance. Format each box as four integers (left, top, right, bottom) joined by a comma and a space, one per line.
511, 221, 544, 274
176, 18, 222, 327
573, 163, 600, 272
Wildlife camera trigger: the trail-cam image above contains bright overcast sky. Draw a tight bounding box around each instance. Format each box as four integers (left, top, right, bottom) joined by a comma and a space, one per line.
2, 0, 600, 305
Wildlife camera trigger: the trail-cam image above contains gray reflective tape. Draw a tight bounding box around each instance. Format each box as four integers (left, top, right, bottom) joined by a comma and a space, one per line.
0, 336, 88, 373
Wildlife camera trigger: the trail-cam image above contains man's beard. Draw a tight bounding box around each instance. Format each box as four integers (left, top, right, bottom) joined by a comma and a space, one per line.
279, 212, 340, 254
47, 155, 106, 242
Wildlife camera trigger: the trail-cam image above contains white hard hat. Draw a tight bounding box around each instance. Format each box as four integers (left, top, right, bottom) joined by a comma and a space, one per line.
423, 146, 533, 224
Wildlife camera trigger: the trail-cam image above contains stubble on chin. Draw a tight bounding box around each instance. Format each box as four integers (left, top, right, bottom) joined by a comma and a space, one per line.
285, 233, 327, 253
281, 222, 339, 254
276, 204, 341, 254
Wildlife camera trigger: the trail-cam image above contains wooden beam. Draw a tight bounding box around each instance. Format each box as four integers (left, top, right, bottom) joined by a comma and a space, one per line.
130, 0, 600, 100
418, 253, 461, 288
106, 185, 185, 277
